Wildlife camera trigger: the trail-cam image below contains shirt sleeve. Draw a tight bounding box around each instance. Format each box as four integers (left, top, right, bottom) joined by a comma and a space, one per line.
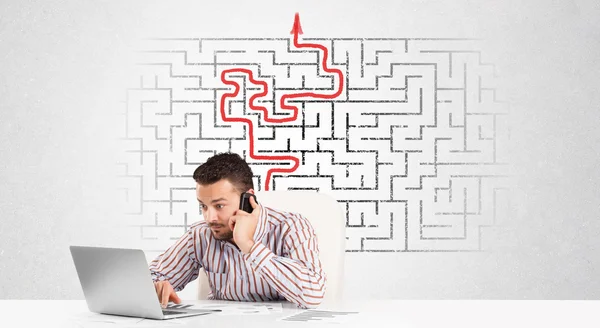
243, 214, 326, 309
148, 223, 204, 292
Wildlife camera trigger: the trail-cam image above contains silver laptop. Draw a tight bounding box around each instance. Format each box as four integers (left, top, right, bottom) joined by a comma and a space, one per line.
69, 245, 218, 320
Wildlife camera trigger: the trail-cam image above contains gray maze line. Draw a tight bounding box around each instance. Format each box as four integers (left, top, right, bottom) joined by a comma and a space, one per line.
119, 38, 511, 252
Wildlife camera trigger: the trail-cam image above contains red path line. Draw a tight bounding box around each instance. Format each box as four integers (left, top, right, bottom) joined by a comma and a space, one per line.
219, 69, 300, 191
219, 13, 343, 190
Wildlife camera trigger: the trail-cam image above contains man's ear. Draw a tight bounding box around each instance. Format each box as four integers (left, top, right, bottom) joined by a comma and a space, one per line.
246, 188, 256, 195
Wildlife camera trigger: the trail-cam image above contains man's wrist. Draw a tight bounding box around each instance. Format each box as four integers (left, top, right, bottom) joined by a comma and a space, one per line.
240, 240, 256, 254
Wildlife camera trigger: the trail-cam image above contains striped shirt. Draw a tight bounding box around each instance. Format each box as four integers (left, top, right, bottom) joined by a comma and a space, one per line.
149, 204, 326, 309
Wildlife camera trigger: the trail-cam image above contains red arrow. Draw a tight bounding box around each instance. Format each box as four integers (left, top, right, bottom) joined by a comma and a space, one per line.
219, 13, 344, 190
290, 12, 303, 35
287, 13, 344, 99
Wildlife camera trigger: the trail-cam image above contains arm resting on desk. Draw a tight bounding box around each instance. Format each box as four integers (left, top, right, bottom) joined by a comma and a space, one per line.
243, 220, 326, 309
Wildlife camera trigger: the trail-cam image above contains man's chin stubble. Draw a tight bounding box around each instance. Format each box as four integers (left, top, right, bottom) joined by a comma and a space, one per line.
213, 232, 233, 240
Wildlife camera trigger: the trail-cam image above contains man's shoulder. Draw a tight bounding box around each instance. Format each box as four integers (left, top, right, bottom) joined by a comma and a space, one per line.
263, 206, 310, 228
186, 221, 217, 252
188, 220, 211, 235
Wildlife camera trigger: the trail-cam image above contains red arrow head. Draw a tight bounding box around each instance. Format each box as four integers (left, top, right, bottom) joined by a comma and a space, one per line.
290, 12, 303, 35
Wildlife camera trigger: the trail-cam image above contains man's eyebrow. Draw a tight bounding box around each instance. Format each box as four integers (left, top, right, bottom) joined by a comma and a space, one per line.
197, 198, 228, 204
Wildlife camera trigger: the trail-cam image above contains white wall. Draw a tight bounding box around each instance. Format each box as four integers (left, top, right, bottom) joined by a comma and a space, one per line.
1, 0, 600, 300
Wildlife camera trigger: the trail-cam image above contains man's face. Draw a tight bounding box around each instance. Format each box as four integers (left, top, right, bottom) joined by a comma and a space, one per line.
196, 179, 248, 241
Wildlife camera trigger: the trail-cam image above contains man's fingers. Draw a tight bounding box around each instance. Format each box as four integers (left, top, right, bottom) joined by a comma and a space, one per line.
154, 281, 180, 307
161, 284, 171, 308
170, 291, 182, 304
156, 282, 164, 303
249, 195, 258, 209
228, 216, 237, 231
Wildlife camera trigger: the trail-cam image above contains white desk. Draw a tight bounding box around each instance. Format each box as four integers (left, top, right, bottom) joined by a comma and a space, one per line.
2, 300, 600, 327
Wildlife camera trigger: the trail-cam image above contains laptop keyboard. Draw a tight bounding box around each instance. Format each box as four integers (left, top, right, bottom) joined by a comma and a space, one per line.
162, 310, 184, 315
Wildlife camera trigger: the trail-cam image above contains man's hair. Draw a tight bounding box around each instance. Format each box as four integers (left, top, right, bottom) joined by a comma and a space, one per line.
192, 152, 254, 193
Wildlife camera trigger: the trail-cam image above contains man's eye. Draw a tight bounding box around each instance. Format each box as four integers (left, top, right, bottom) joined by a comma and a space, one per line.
216, 204, 224, 209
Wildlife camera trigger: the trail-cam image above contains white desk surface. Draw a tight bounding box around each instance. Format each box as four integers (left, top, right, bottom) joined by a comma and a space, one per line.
1, 299, 599, 328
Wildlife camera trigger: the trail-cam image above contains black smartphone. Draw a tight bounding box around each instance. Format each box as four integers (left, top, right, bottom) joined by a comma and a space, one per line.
239, 192, 257, 213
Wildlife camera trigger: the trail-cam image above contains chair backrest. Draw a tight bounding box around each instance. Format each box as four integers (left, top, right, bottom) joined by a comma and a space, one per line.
197, 191, 346, 305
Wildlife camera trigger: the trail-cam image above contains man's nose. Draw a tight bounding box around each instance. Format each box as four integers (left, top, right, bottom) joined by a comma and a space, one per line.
205, 208, 219, 222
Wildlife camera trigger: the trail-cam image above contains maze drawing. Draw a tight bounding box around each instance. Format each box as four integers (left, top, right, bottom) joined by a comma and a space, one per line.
117, 35, 511, 254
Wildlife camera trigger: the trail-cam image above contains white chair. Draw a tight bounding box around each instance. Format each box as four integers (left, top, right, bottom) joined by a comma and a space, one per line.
197, 191, 346, 305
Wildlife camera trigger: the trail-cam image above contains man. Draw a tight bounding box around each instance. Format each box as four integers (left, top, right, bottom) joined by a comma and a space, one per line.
149, 152, 326, 309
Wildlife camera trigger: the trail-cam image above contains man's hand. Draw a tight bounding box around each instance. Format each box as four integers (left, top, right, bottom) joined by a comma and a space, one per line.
153, 280, 182, 308
228, 195, 260, 253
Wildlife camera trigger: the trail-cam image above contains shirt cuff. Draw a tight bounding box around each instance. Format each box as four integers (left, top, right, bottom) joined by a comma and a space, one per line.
150, 272, 166, 282
243, 242, 275, 271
